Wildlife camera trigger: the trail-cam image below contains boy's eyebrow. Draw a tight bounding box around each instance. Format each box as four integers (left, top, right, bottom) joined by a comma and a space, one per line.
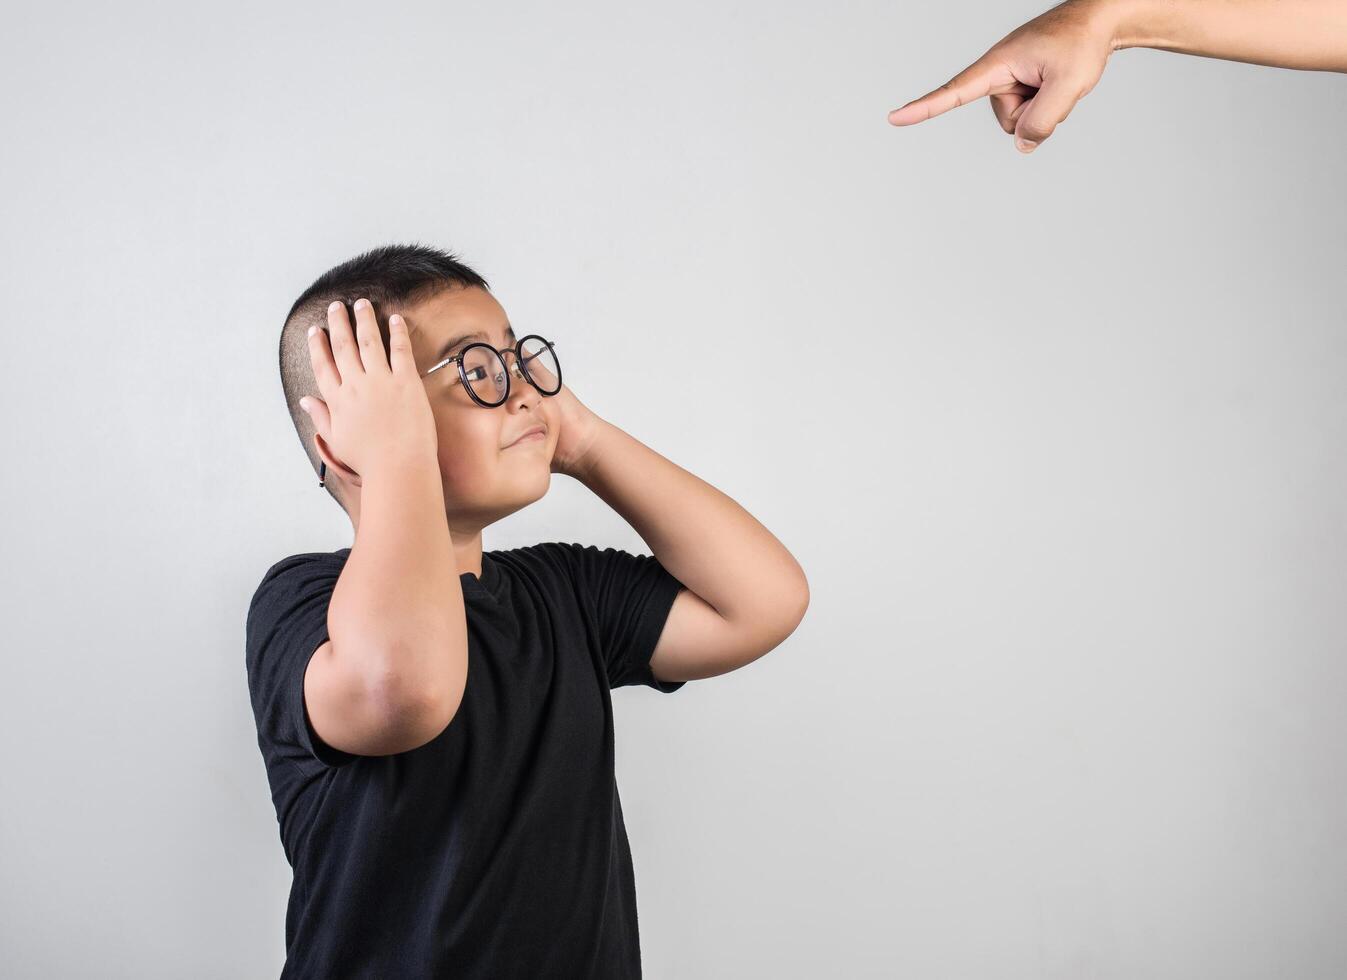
430, 324, 517, 364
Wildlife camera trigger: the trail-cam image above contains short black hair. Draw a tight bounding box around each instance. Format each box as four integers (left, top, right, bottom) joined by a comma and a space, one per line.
278, 242, 490, 510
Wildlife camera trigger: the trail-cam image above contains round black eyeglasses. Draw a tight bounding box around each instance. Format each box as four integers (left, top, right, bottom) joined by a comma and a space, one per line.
420, 336, 562, 407
318, 336, 561, 488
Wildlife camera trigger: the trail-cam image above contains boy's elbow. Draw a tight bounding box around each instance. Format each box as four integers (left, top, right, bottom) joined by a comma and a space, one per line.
782, 573, 809, 635
754, 577, 810, 653
365, 654, 466, 753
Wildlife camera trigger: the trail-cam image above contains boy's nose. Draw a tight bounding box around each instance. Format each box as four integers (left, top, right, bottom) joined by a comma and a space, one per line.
502, 350, 526, 380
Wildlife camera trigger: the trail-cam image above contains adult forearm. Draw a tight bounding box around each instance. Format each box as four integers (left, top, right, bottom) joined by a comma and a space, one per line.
328, 458, 467, 712
577, 420, 808, 629
1107, 0, 1347, 71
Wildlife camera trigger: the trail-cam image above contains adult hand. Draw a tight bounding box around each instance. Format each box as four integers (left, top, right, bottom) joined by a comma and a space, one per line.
888, 0, 1117, 153
887, 0, 1347, 153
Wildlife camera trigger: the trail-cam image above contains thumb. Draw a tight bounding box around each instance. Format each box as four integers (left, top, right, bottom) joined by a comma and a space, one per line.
1011, 73, 1084, 152
298, 395, 330, 435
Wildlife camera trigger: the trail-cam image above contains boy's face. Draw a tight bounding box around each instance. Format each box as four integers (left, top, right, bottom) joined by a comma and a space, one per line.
394, 285, 557, 529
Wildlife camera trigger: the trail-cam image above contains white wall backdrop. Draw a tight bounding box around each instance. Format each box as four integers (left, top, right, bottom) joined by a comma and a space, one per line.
2, 1, 1344, 976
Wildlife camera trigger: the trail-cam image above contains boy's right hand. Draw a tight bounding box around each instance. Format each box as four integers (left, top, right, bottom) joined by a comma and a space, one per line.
299, 298, 440, 482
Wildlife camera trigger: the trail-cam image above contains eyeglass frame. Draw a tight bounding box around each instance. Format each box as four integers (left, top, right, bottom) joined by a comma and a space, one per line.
318, 335, 561, 488
419, 335, 562, 407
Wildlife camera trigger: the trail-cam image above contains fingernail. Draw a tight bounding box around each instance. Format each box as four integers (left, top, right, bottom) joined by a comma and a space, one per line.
299, 397, 309, 411
307, 325, 317, 337
1016, 139, 1038, 153
328, 301, 341, 313
355, 298, 369, 310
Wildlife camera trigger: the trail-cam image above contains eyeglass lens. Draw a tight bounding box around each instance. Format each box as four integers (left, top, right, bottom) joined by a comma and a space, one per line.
461, 338, 560, 406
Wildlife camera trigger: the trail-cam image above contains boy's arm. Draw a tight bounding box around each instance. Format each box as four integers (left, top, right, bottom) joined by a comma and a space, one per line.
572, 420, 810, 683
300, 302, 467, 756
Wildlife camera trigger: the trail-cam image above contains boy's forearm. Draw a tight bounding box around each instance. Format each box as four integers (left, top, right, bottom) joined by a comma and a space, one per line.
328, 458, 467, 712
1105, 0, 1347, 71
576, 420, 808, 633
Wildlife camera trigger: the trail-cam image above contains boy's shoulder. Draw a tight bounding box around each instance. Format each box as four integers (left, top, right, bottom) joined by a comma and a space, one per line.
254, 546, 349, 586
247, 547, 350, 622
489, 541, 663, 595
491, 540, 586, 560
492, 541, 631, 561
487, 540, 584, 578
489, 540, 637, 577
247, 541, 646, 611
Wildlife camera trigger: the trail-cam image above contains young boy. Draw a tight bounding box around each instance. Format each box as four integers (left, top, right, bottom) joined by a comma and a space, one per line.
245, 243, 809, 978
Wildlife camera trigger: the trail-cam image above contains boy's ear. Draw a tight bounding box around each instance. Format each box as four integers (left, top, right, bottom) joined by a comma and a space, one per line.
312, 433, 363, 489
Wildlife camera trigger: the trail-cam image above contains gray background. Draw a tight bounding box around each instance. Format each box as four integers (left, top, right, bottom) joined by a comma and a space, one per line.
3, 1, 1344, 977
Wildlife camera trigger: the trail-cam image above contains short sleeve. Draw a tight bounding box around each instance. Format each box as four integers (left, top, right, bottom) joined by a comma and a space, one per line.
245, 553, 357, 769
559, 542, 688, 693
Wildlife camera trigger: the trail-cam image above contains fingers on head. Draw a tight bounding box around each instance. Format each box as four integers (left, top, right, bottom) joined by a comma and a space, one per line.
307, 313, 341, 392
324, 300, 365, 378
387, 313, 413, 375
300, 394, 330, 434
327, 298, 351, 345
351, 298, 390, 374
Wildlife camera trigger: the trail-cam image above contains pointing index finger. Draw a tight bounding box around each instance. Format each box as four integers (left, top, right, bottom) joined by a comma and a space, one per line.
888, 59, 998, 126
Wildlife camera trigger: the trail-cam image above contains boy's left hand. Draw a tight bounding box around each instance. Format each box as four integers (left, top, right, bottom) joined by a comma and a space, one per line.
547, 383, 607, 481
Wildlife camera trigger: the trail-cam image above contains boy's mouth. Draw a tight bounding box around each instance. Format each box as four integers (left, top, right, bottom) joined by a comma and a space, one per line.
504, 424, 547, 448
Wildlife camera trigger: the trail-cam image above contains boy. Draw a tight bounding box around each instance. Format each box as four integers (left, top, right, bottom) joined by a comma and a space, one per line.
246, 243, 809, 978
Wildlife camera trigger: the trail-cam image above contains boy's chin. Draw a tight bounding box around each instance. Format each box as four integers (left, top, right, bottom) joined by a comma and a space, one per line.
521, 469, 552, 504
495, 470, 552, 516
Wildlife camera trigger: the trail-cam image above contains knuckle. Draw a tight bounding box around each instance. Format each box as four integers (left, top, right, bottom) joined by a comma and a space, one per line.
1020, 121, 1052, 142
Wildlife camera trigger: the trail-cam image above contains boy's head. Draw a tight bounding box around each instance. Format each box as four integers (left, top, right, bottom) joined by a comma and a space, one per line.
280, 243, 558, 533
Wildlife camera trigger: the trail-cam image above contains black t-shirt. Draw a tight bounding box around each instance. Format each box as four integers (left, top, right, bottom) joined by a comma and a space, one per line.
244, 541, 688, 979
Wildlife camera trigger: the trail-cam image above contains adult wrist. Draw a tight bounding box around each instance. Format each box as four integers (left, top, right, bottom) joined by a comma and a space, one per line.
1097, 0, 1173, 53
